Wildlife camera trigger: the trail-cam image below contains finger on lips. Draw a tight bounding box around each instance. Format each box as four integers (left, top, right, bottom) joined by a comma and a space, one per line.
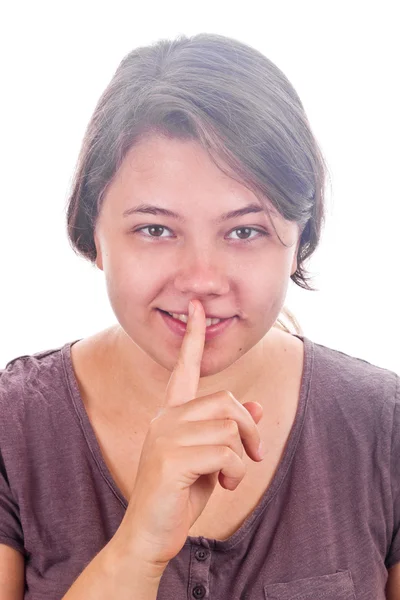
164, 298, 263, 463
164, 299, 205, 408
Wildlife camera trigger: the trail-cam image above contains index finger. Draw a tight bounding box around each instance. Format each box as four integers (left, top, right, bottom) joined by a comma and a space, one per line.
164, 299, 206, 407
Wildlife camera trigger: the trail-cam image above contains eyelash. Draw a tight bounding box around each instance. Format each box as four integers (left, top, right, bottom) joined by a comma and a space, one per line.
132, 225, 270, 244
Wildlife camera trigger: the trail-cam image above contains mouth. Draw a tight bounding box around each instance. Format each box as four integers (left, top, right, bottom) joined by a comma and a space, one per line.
157, 309, 236, 339
158, 309, 231, 327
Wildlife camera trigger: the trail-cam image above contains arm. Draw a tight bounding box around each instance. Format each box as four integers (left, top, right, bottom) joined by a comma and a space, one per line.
0, 544, 24, 600
62, 534, 162, 600
386, 563, 400, 600
0, 538, 162, 600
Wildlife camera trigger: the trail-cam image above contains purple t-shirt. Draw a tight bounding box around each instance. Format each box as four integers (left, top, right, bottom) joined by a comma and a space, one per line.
0, 335, 399, 599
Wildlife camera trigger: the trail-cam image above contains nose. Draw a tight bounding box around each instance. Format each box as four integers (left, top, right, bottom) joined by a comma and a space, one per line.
173, 246, 230, 296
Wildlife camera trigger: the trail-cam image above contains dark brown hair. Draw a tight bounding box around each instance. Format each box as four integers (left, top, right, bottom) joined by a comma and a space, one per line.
67, 33, 328, 307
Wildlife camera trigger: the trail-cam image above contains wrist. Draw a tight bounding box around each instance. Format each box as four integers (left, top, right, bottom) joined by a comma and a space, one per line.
107, 526, 167, 583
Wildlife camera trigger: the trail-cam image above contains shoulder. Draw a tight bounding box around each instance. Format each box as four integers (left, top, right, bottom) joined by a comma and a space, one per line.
309, 336, 398, 402
1, 344, 67, 397
0, 343, 77, 444
304, 336, 399, 441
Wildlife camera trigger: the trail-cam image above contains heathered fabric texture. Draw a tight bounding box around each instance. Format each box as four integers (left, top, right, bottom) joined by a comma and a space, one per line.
0, 335, 399, 599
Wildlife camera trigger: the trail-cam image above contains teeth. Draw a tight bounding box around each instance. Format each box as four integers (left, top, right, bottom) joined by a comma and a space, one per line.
169, 312, 222, 327
171, 313, 189, 324
206, 318, 222, 327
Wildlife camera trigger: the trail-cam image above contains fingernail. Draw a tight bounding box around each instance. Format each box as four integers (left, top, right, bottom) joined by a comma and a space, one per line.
189, 301, 196, 318
258, 441, 265, 459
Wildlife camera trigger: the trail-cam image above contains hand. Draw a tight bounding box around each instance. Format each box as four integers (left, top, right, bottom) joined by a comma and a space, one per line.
117, 300, 264, 573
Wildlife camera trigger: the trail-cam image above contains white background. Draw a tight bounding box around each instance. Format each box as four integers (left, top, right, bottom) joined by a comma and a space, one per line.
0, 0, 399, 373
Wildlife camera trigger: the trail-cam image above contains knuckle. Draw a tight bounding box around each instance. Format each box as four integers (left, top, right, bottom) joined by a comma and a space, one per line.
216, 389, 234, 402
219, 445, 232, 461
215, 391, 237, 415
223, 418, 239, 437
224, 391, 243, 413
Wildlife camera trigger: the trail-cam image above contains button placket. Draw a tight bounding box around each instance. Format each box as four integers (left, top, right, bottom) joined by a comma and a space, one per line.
189, 539, 212, 599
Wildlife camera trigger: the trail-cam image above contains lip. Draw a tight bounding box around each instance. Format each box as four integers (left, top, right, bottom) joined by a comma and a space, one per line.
157, 309, 236, 341
160, 310, 232, 320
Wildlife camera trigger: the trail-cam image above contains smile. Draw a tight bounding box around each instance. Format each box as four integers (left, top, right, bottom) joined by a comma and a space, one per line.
157, 309, 236, 340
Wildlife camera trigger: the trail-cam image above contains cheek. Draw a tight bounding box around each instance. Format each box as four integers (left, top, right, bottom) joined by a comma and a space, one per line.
103, 257, 137, 309
239, 259, 291, 323
103, 251, 164, 317
241, 259, 289, 299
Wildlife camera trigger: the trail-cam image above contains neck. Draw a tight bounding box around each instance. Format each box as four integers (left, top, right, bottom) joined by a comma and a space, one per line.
102, 324, 285, 411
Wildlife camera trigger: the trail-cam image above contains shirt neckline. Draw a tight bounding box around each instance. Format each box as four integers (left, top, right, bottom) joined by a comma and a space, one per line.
61, 333, 314, 551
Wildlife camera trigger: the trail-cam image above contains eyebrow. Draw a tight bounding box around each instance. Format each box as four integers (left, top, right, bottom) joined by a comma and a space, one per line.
122, 202, 271, 222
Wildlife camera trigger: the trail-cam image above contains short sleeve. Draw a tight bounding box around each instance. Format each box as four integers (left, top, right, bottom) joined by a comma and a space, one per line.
0, 449, 25, 556
386, 374, 400, 569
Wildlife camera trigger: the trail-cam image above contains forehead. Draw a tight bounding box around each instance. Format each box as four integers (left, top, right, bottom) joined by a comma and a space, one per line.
107, 134, 279, 216
122, 134, 244, 189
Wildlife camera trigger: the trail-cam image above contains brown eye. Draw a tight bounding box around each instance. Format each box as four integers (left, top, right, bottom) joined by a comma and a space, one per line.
132, 225, 269, 242
146, 226, 165, 237
235, 227, 253, 239
228, 227, 269, 242
134, 225, 173, 238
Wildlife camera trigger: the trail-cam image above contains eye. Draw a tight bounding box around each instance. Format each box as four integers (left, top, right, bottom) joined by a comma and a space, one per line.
227, 227, 269, 242
132, 225, 270, 242
135, 225, 172, 238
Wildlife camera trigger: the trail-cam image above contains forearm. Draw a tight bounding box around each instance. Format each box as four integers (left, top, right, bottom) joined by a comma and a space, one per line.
62, 536, 163, 600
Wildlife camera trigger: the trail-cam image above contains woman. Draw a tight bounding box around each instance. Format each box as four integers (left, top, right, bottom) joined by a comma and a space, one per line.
0, 33, 399, 599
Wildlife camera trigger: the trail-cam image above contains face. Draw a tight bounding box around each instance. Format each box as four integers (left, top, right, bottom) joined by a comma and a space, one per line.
94, 135, 300, 379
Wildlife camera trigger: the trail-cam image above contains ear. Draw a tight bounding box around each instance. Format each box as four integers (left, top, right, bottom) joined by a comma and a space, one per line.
94, 232, 104, 271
